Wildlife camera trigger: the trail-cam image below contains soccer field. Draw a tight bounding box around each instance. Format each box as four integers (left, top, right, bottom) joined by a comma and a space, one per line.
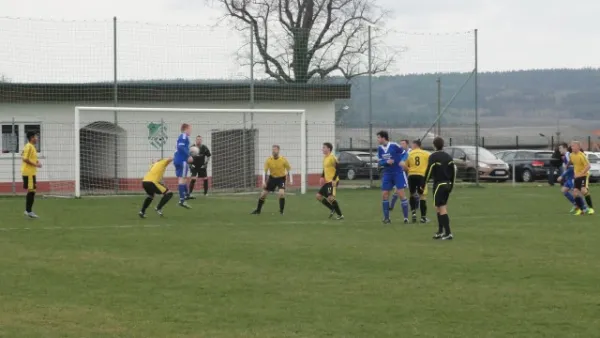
0, 185, 599, 337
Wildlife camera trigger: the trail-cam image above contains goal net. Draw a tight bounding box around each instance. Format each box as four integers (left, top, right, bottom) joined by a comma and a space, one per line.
46, 107, 306, 198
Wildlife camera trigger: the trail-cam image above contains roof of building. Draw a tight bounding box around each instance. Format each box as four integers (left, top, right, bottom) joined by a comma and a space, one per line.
0, 82, 351, 103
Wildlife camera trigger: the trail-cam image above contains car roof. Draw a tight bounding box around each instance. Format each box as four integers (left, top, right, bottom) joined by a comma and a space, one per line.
343, 151, 372, 155
496, 149, 551, 153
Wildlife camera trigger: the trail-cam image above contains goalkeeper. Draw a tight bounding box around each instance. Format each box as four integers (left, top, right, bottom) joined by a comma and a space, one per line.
187, 135, 212, 199
251, 145, 292, 215
139, 157, 174, 218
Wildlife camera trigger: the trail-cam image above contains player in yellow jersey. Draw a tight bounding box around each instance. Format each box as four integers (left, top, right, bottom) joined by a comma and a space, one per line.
139, 157, 174, 218
251, 145, 292, 215
406, 139, 430, 223
316, 142, 344, 220
22, 131, 41, 218
570, 141, 594, 215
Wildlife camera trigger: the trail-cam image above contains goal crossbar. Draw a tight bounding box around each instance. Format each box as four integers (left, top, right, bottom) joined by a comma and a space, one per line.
74, 106, 307, 197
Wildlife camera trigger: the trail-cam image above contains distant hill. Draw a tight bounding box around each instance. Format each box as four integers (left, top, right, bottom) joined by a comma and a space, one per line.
338, 68, 600, 128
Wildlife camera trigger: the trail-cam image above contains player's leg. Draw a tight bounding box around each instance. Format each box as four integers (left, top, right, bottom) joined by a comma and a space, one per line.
278, 178, 286, 214
155, 184, 173, 216
328, 183, 343, 219
316, 184, 334, 215
583, 176, 594, 213
23, 175, 38, 218
573, 178, 588, 215
407, 176, 419, 222
252, 177, 272, 214
187, 169, 197, 199
140, 182, 156, 218
175, 162, 191, 208
390, 187, 398, 210
419, 178, 429, 223
560, 181, 577, 213
201, 169, 209, 195
381, 174, 393, 223
433, 184, 452, 239
395, 172, 410, 223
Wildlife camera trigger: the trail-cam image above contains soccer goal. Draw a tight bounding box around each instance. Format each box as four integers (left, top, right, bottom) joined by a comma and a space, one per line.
46, 107, 306, 198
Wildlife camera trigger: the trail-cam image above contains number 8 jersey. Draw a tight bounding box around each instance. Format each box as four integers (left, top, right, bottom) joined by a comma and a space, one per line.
407, 148, 430, 176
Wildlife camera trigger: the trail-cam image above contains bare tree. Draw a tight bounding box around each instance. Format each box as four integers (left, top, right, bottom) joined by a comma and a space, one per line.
214, 0, 394, 83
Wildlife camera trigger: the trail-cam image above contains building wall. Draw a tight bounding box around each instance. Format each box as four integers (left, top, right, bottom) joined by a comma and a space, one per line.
0, 101, 335, 193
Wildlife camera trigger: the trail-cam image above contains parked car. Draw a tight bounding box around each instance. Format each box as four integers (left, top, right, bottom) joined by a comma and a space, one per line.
445, 146, 509, 181
494, 150, 556, 182
337, 151, 379, 180
585, 152, 600, 183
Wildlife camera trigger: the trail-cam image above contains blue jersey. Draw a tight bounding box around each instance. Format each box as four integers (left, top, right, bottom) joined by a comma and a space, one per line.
378, 142, 408, 174
174, 133, 190, 164
561, 152, 574, 180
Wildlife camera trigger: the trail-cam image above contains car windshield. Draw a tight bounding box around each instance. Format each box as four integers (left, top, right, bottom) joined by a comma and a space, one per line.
462, 147, 497, 160
587, 153, 600, 163
535, 152, 552, 159
357, 154, 375, 161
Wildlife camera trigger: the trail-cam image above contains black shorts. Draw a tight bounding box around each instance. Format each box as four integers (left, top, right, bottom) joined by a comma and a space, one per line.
190, 167, 207, 178
318, 182, 336, 198
433, 183, 451, 207
574, 176, 588, 190
408, 175, 425, 195
266, 176, 286, 192
142, 181, 168, 195
22, 175, 36, 191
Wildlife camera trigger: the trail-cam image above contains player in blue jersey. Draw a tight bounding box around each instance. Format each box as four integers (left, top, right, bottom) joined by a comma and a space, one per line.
389, 139, 411, 211
557, 143, 579, 213
377, 131, 409, 224
174, 123, 193, 208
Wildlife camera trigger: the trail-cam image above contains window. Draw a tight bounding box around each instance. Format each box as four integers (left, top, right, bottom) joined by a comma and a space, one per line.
502, 152, 516, 162
24, 124, 41, 152
1, 125, 18, 153
453, 149, 466, 160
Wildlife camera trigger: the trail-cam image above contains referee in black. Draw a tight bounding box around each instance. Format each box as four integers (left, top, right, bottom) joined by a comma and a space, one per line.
422, 137, 456, 240
187, 135, 211, 199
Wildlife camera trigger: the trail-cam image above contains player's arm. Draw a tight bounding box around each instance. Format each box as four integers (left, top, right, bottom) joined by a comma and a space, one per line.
332, 160, 340, 182
399, 150, 409, 171
22, 145, 40, 167
177, 135, 190, 157
285, 158, 293, 184
423, 154, 435, 185
578, 156, 591, 177
449, 160, 456, 191
377, 147, 388, 167
203, 146, 211, 168
263, 159, 270, 185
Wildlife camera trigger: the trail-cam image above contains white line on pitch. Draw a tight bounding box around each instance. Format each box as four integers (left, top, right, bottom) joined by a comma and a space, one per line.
0, 224, 171, 232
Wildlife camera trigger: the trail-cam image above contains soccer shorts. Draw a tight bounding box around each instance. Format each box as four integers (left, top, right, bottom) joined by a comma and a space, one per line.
574, 176, 588, 190
265, 176, 286, 192
190, 166, 207, 178
408, 175, 426, 195
174, 162, 189, 178
381, 171, 408, 191
433, 182, 451, 207
562, 178, 574, 190
142, 181, 168, 196
318, 182, 336, 198
22, 175, 36, 192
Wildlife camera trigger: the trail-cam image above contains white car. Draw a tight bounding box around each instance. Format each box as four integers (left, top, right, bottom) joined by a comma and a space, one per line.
585, 152, 600, 183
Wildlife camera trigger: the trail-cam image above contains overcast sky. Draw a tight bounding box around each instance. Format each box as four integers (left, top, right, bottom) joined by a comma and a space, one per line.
0, 0, 598, 82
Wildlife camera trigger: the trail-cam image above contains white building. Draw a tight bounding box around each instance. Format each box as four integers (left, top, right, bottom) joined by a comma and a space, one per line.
0, 82, 350, 195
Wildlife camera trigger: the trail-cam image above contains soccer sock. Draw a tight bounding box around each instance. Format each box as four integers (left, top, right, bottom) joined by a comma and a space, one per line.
320, 198, 333, 210
156, 192, 173, 210
409, 196, 416, 212
178, 184, 186, 202
436, 213, 443, 233
401, 198, 409, 219
25, 191, 35, 213
563, 191, 576, 205
440, 213, 451, 234
256, 197, 266, 212
332, 200, 342, 216
390, 194, 398, 209
279, 197, 285, 212
188, 180, 196, 194
575, 196, 586, 210
420, 200, 427, 217
382, 200, 390, 220
141, 197, 153, 213
585, 193, 593, 209
203, 180, 209, 195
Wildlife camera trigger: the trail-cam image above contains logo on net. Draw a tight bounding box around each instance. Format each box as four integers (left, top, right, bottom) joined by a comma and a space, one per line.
147, 122, 168, 150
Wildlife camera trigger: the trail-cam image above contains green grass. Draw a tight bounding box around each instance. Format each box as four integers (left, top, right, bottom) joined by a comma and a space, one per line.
1, 185, 599, 337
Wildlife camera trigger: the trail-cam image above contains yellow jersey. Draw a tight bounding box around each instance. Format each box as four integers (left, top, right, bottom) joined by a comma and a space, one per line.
143, 159, 170, 183
264, 156, 291, 178
570, 151, 590, 176
322, 153, 339, 182
21, 142, 38, 176
407, 149, 430, 176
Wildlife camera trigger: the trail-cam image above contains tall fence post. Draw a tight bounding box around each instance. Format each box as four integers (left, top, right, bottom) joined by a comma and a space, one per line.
436, 77, 441, 136
11, 117, 16, 195
113, 16, 119, 194
367, 25, 374, 187
474, 28, 479, 186
588, 135, 592, 151
516, 135, 519, 149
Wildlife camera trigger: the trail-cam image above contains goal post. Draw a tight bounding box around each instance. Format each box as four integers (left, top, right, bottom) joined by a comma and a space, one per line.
68, 106, 307, 198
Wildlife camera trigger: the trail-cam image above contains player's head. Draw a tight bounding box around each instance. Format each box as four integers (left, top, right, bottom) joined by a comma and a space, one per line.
571, 141, 581, 152
400, 139, 409, 149
433, 137, 444, 151
322, 142, 333, 155
181, 123, 191, 136
26, 131, 38, 144
376, 131, 389, 145
195, 135, 202, 145
559, 142, 569, 154
412, 139, 421, 149
272, 144, 280, 157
